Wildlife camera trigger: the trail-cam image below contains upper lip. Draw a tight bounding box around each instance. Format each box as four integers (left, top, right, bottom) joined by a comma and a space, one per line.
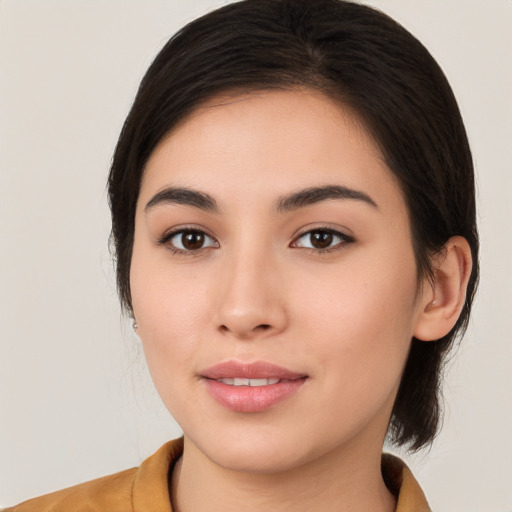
200, 360, 307, 380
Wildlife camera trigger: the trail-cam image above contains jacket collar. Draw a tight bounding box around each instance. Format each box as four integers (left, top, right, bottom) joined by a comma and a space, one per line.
134, 438, 431, 512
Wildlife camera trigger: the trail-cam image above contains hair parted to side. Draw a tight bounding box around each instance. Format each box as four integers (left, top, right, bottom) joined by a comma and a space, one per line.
108, 0, 479, 451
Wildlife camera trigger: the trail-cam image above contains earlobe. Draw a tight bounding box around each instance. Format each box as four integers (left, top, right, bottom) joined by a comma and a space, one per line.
414, 236, 473, 342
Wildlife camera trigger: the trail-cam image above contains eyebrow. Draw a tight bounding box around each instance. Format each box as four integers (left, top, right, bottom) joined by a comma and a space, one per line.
144, 184, 378, 214
145, 187, 219, 213
275, 185, 378, 212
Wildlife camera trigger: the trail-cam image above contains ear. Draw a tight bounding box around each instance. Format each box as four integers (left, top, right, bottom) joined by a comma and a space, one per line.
414, 236, 473, 342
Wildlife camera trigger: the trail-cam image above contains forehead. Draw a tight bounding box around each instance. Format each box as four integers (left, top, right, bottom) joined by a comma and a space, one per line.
139, 89, 405, 218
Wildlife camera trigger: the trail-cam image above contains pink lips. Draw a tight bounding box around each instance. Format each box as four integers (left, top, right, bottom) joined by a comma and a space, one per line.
201, 361, 308, 413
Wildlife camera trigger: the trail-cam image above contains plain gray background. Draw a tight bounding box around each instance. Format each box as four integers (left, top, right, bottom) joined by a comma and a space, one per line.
1, 1, 511, 510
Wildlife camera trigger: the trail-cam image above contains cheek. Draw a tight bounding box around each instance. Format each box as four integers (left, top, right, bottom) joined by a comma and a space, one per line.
131, 230, 210, 329
129, 245, 212, 397
290, 247, 419, 396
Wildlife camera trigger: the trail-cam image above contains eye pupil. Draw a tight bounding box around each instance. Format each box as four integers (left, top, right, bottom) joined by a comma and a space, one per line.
311, 231, 333, 249
182, 232, 204, 250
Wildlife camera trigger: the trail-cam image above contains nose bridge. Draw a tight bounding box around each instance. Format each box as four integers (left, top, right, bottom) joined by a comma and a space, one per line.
215, 236, 286, 338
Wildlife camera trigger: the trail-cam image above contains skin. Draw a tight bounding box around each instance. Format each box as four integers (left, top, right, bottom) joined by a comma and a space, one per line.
130, 89, 471, 511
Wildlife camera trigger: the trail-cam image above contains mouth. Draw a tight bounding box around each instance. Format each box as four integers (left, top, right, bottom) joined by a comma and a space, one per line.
200, 360, 308, 413
215, 377, 282, 386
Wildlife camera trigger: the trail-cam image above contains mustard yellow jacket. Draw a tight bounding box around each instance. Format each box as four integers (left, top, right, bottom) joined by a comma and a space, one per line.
5, 438, 430, 511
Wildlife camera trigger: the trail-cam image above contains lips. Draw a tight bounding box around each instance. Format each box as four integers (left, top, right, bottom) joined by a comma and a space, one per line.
200, 361, 308, 413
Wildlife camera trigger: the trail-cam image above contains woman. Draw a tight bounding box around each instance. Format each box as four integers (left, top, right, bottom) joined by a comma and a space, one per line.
5, 0, 478, 510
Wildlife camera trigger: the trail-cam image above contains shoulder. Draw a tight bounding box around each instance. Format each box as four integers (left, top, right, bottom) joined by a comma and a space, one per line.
4, 438, 184, 512
382, 453, 431, 512
4, 467, 138, 512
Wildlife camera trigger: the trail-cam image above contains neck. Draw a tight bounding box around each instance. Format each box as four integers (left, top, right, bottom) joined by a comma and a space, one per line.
171, 435, 396, 512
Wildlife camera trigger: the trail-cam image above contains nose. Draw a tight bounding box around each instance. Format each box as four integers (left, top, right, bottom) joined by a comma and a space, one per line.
213, 248, 288, 340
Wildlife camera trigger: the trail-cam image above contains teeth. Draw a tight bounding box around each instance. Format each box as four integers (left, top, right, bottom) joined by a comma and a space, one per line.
248, 378, 280, 386
217, 378, 280, 386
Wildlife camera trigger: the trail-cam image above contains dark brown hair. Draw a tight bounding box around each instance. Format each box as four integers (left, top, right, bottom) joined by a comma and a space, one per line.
108, 0, 479, 450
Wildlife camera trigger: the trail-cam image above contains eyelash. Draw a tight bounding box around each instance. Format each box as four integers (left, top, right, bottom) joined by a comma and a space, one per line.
291, 227, 354, 253
157, 227, 218, 255
158, 226, 354, 255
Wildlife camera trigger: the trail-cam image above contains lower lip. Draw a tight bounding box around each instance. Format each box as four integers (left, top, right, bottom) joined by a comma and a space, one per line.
203, 378, 307, 413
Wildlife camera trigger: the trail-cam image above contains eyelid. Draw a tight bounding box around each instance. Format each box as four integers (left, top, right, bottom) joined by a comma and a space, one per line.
156, 224, 353, 255
157, 226, 220, 254
290, 226, 355, 252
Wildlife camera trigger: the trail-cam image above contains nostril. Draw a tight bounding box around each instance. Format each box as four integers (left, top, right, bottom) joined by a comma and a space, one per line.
218, 323, 272, 335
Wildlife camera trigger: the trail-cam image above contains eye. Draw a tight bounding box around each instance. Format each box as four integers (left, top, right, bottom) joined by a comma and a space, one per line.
291, 228, 353, 252
160, 228, 219, 253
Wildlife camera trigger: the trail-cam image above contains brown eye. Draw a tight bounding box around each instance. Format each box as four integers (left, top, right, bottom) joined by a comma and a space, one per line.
166, 229, 218, 253
182, 232, 205, 250
310, 231, 333, 249
292, 228, 352, 252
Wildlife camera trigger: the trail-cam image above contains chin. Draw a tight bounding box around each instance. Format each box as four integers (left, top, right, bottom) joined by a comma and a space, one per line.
215, 446, 307, 475
185, 424, 312, 474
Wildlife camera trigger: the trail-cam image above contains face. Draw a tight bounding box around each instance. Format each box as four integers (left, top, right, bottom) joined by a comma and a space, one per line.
131, 90, 428, 474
